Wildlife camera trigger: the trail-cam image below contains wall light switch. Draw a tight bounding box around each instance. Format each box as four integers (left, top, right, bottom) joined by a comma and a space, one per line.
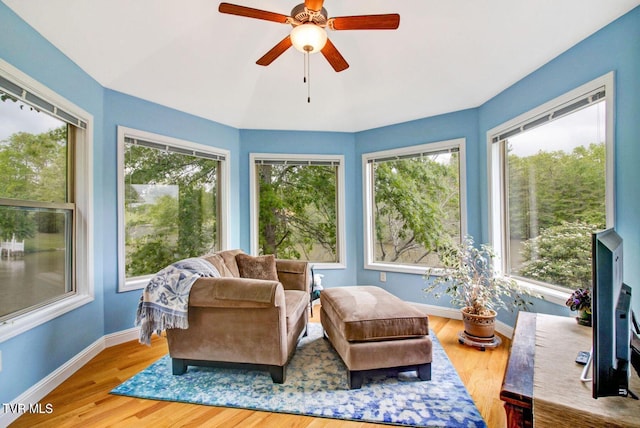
380, 272, 387, 282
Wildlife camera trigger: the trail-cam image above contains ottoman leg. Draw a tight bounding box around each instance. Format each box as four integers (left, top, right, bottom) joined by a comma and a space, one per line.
349, 370, 364, 389
418, 363, 432, 381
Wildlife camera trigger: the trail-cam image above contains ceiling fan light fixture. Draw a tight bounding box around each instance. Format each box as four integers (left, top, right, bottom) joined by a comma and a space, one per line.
290, 23, 327, 53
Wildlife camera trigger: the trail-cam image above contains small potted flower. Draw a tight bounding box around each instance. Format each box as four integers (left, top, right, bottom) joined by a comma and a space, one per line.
566, 287, 592, 326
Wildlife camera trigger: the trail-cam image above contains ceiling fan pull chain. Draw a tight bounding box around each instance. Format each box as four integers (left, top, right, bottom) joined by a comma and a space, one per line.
303, 49, 307, 84
306, 51, 311, 103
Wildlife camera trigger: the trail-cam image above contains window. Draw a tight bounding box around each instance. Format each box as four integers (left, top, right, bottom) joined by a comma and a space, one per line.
0, 60, 93, 341
249, 154, 345, 268
117, 127, 229, 291
488, 73, 614, 300
363, 139, 467, 273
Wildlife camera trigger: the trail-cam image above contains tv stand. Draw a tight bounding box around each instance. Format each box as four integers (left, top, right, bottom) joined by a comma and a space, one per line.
501, 312, 640, 427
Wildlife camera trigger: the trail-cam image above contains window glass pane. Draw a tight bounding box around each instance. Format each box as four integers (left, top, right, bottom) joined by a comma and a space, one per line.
0, 207, 72, 320
506, 101, 606, 289
0, 93, 68, 203
1, 92, 74, 322
256, 163, 338, 262
372, 151, 461, 268
124, 143, 220, 277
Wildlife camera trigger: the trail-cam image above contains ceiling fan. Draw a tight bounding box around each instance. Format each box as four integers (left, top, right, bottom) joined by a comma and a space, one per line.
218, 0, 400, 72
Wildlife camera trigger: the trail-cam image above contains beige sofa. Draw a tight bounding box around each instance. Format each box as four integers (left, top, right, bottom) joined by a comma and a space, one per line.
166, 249, 310, 383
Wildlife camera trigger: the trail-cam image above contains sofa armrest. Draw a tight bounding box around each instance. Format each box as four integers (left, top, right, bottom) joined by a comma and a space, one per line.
276, 259, 310, 293
188, 277, 285, 308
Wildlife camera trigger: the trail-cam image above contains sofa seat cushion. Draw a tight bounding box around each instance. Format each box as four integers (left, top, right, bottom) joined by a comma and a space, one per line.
284, 289, 309, 332
320, 286, 429, 342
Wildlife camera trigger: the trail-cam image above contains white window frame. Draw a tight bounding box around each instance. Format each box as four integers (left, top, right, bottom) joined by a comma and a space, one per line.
0, 59, 94, 343
363, 138, 468, 275
487, 72, 615, 305
249, 153, 346, 269
117, 126, 230, 291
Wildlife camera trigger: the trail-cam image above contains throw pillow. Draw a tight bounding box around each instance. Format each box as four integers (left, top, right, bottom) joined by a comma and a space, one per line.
235, 253, 279, 281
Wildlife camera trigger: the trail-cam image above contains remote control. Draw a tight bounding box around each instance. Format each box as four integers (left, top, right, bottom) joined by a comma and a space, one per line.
576, 351, 590, 365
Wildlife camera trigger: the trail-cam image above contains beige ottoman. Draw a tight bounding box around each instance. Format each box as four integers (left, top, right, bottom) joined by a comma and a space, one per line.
320, 285, 432, 389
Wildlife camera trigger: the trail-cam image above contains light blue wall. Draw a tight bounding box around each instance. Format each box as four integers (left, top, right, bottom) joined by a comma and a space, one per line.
0, 1, 106, 404
1, 0, 639, 407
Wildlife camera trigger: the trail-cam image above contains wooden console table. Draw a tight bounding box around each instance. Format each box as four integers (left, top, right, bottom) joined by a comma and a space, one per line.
500, 312, 640, 428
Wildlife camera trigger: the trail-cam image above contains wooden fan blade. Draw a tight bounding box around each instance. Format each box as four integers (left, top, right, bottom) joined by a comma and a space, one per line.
218, 2, 289, 24
321, 39, 349, 72
329, 14, 400, 30
304, 0, 325, 12
256, 36, 293, 66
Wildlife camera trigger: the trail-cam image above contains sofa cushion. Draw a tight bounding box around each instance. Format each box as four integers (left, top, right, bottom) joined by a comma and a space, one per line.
236, 253, 279, 281
320, 286, 429, 342
201, 253, 235, 277
215, 249, 245, 277
284, 289, 309, 332
172, 257, 220, 277
275, 259, 309, 292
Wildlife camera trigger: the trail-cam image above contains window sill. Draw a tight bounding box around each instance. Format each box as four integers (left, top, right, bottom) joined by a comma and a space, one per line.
309, 262, 345, 270
365, 262, 428, 276
512, 278, 571, 307
119, 276, 152, 292
0, 293, 94, 343
366, 263, 571, 308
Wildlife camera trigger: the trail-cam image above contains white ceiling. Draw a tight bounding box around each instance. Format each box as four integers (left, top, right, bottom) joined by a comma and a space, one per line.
4, 0, 639, 132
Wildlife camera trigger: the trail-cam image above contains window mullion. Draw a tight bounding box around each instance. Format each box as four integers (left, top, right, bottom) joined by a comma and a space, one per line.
0, 198, 75, 210
499, 140, 510, 275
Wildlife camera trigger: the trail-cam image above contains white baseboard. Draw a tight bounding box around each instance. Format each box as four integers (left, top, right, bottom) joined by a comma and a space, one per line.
410, 302, 514, 339
0, 327, 140, 427
104, 327, 141, 348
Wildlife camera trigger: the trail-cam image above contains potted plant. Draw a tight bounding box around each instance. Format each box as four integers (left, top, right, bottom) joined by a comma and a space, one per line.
424, 235, 536, 339
565, 287, 592, 326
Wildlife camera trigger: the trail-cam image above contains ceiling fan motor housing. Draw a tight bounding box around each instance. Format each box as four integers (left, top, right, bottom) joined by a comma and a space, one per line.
291, 3, 328, 26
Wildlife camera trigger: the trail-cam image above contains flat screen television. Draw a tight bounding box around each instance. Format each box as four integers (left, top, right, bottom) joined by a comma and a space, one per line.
591, 228, 634, 399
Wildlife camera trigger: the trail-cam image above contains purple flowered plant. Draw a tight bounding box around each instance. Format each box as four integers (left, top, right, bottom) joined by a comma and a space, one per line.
566, 287, 591, 313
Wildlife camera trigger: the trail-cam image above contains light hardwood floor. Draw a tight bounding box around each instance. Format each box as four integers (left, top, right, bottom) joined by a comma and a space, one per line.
9, 313, 510, 428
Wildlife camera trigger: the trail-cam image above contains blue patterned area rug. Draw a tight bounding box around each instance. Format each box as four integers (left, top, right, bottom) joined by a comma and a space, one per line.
111, 323, 486, 427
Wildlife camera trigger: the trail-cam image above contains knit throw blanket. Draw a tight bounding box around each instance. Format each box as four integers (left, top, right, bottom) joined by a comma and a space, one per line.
136, 257, 220, 345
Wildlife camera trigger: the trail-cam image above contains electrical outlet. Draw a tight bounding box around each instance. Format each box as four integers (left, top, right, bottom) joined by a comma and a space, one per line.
380, 272, 387, 282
